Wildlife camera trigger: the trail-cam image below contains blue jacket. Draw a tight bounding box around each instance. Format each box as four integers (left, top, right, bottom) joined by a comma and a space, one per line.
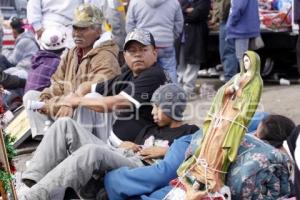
226, 0, 260, 39
104, 133, 197, 200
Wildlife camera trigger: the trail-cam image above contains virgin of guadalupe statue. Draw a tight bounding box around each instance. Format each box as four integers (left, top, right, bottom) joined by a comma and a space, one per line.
176, 51, 263, 199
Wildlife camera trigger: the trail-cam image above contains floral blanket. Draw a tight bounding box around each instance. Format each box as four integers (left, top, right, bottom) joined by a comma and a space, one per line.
225, 134, 291, 199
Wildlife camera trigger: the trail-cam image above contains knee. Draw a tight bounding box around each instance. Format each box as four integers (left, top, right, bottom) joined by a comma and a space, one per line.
55, 117, 73, 124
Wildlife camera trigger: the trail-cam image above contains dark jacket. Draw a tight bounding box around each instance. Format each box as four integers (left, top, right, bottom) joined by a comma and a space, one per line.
294, 0, 300, 24
179, 0, 211, 65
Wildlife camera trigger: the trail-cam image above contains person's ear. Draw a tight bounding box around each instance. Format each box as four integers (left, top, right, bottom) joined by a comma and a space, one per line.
152, 47, 158, 59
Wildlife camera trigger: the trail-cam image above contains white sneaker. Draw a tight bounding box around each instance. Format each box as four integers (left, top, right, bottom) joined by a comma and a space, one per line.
198, 69, 208, 76
208, 68, 220, 76
219, 74, 226, 82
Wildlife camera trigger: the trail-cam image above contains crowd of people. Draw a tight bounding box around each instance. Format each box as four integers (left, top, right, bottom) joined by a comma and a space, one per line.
0, 0, 299, 199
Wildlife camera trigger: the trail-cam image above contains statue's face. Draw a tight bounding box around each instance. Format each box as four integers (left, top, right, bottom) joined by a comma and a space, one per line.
243, 55, 251, 71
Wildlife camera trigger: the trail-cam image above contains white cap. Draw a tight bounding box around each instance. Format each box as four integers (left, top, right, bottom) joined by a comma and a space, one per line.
39, 28, 67, 50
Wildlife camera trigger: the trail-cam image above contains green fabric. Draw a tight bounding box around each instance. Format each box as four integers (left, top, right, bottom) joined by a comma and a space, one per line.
178, 51, 263, 181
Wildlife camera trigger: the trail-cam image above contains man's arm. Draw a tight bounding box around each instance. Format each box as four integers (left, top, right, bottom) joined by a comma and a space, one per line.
227, 0, 249, 27
62, 93, 134, 113
125, 0, 136, 33
174, 2, 184, 39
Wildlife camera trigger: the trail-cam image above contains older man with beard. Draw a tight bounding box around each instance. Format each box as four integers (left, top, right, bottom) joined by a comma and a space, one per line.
23, 4, 121, 140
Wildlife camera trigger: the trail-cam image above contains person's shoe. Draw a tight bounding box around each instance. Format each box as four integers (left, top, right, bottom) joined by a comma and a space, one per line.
208, 68, 220, 76
198, 69, 208, 76
219, 74, 226, 83
215, 64, 223, 71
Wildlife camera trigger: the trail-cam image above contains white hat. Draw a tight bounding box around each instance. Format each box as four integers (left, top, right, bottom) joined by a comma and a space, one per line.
39, 28, 66, 50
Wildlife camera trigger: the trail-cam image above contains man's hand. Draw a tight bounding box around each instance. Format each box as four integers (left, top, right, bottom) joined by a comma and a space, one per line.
119, 141, 141, 152
38, 101, 50, 114
138, 146, 168, 160
60, 93, 81, 108
55, 105, 74, 118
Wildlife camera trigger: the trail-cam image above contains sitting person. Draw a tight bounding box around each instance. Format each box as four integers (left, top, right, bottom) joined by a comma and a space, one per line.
254, 114, 295, 150
24, 28, 66, 93
18, 83, 198, 200
104, 113, 293, 200
0, 17, 39, 75
57, 28, 167, 142
253, 114, 300, 199
0, 17, 39, 109
23, 4, 121, 139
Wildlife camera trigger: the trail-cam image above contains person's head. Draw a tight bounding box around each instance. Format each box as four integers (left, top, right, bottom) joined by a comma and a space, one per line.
10, 17, 24, 39
39, 28, 66, 54
72, 4, 103, 51
123, 29, 157, 76
255, 114, 295, 148
151, 83, 187, 127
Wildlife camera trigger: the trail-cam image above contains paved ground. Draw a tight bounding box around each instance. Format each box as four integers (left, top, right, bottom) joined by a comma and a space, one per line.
13, 78, 300, 177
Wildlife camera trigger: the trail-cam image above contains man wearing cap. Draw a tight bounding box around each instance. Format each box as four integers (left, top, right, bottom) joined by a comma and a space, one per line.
18, 29, 168, 199
18, 83, 198, 200
23, 4, 121, 139
126, 0, 183, 83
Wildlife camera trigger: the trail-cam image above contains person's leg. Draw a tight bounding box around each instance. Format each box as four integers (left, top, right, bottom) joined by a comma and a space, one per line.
157, 47, 178, 83
177, 44, 186, 85
23, 90, 53, 139
235, 38, 249, 66
182, 63, 199, 96
74, 93, 115, 141
219, 23, 226, 62
223, 37, 239, 81
219, 23, 239, 81
23, 144, 143, 200
22, 117, 105, 183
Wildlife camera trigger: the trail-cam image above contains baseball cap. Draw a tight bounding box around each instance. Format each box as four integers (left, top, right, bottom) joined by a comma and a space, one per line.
123, 29, 156, 50
72, 4, 104, 28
